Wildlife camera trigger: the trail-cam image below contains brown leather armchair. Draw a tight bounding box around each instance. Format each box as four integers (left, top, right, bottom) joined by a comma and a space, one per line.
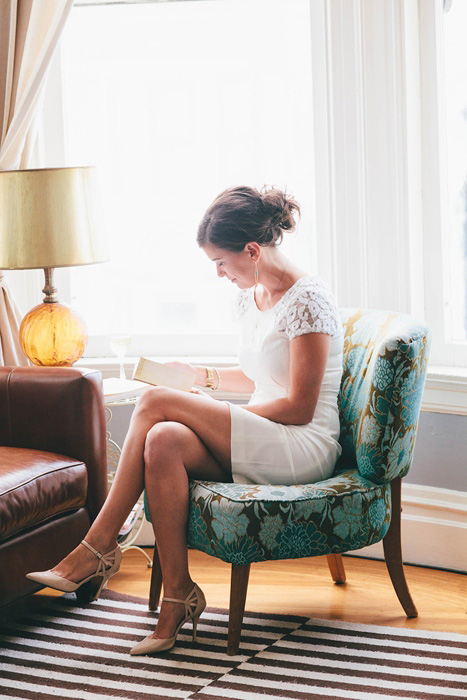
0, 366, 107, 609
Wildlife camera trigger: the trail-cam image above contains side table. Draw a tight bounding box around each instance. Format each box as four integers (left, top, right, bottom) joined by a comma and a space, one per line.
103, 380, 152, 568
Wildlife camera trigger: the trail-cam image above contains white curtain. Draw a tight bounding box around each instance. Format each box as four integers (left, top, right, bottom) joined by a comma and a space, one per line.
0, 0, 74, 366
0, 276, 27, 365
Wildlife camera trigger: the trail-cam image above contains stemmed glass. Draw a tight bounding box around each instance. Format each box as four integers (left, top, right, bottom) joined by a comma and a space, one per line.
109, 333, 131, 381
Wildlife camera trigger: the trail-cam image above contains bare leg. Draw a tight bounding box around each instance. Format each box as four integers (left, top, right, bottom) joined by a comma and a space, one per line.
51, 389, 167, 581
50, 387, 233, 585
143, 420, 232, 640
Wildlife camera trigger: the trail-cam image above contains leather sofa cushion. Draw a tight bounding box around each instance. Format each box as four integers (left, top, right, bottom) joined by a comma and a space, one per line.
0, 447, 88, 543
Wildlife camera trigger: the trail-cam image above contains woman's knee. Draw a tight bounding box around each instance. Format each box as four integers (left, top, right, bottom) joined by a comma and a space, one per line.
132, 386, 171, 423
143, 421, 188, 470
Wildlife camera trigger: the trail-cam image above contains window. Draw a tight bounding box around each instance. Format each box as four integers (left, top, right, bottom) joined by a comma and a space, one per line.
419, 0, 467, 367
42, 0, 314, 357
443, 1, 467, 342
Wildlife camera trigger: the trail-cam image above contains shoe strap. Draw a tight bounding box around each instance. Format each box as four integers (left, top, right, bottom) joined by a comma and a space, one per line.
81, 540, 118, 570
81, 540, 102, 560
162, 586, 197, 620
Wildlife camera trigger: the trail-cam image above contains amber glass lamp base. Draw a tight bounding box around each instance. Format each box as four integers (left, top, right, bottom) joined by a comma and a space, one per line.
19, 301, 88, 367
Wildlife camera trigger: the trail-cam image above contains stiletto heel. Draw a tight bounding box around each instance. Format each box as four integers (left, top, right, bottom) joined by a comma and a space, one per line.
26, 540, 122, 601
130, 582, 206, 655
75, 574, 108, 604
76, 578, 100, 604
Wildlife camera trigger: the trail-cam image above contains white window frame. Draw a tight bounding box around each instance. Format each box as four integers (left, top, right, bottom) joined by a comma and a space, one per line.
306, 0, 467, 415
418, 0, 466, 367
308, 0, 425, 316
308, 0, 466, 371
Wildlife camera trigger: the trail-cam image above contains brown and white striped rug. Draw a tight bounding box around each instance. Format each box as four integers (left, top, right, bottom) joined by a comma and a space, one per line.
0, 589, 465, 700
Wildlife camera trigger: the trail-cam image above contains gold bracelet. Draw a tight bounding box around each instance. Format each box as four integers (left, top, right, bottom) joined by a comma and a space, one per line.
213, 367, 221, 391
205, 367, 215, 389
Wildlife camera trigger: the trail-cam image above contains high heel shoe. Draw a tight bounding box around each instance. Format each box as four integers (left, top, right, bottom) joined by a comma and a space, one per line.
26, 540, 122, 602
130, 582, 206, 655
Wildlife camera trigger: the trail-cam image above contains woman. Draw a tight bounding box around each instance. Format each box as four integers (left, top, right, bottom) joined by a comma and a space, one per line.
27, 184, 344, 655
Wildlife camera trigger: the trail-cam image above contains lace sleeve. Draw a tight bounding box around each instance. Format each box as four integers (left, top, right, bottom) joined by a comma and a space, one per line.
276, 278, 341, 340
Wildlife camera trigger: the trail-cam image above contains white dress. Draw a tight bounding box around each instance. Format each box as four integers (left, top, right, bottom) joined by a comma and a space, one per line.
228, 275, 344, 485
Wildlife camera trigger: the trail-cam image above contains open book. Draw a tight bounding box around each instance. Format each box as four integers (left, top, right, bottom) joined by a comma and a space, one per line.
132, 357, 196, 392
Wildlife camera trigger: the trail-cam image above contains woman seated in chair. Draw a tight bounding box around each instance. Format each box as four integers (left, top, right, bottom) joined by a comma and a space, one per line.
27, 185, 344, 655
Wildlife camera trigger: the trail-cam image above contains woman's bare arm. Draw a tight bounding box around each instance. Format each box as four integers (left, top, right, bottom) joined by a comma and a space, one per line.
241, 333, 331, 425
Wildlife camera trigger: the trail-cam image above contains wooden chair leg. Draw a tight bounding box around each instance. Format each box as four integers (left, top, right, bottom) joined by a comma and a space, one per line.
327, 553, 346, 584
148, 545, 162, 611
227, 563, 251, 656
382, 477, 418, 618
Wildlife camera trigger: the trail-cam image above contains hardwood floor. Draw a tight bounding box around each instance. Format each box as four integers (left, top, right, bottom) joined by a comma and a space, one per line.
107, 547, 467, 634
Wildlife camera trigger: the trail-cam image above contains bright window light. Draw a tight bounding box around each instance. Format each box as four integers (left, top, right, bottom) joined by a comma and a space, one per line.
57, 0, 314, 355
443, 1, 467, 341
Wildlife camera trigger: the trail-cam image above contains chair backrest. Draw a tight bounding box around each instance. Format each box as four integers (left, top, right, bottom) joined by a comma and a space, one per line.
335, 308, 431, 484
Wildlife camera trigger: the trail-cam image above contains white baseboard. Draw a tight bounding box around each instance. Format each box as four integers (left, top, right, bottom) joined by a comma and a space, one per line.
345, 482, 467, 573
136, 483, 467, 573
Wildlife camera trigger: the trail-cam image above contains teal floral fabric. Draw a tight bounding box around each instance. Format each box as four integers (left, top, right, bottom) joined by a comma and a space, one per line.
184, 470, 390, 564
144, 308, 430, 566
336, 308, 431, 484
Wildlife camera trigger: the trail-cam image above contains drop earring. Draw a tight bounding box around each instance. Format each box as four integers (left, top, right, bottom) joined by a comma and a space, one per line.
254, 260, 259, 287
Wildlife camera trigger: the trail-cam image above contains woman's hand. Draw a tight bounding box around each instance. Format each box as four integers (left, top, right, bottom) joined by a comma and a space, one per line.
163, 360, 195, 374
163, 361, 206, 387
189, 387, 212, 398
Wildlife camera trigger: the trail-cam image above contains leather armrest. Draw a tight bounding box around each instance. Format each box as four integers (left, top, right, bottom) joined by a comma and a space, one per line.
0, 366, 107, 521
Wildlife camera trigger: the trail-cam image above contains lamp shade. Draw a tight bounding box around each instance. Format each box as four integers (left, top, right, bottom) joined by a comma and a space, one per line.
0, 166, 108, 269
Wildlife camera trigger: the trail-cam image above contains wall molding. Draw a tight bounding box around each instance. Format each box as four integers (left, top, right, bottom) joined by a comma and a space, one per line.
346, 482, 467, 573
423, 367, 467, 415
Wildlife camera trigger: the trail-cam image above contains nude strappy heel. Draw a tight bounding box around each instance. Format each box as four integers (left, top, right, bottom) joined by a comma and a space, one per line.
130, 582, 206, 655
26, 540, 122, 602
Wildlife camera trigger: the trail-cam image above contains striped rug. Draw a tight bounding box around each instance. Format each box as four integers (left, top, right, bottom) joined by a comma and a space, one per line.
0, 589, 465, 700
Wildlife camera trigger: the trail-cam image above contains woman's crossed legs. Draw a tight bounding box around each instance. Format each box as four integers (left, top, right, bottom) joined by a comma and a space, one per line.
50, 386, 234, 639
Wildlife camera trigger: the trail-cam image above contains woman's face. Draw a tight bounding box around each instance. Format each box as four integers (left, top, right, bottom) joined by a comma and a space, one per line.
202, 243, 255, 289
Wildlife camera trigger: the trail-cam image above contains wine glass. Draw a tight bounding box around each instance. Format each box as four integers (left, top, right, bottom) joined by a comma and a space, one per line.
109, 333, 131, 381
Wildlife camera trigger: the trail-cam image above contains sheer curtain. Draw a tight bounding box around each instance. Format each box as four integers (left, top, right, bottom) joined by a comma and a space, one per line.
0, 0, 73, 365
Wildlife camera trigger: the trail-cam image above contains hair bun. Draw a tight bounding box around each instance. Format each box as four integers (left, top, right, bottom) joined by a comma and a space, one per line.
197, 184, 301, 252
259, 185, 301, 244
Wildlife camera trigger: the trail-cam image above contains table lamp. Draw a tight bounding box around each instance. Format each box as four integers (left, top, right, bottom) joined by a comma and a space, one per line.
0, 167, 108, 366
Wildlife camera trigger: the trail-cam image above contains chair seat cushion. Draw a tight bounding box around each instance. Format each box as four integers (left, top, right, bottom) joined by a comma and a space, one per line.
183, 469, 391, 564
0, 447, 87, 543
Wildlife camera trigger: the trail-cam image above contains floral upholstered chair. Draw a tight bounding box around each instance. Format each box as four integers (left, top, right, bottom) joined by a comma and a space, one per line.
147, 308, 431, 655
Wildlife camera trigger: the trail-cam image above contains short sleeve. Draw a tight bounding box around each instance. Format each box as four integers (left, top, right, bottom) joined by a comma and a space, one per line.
276, 278, 341, 341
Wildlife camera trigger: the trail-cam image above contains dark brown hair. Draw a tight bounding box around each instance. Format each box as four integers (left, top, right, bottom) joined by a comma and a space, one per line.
196, 185, 301, 252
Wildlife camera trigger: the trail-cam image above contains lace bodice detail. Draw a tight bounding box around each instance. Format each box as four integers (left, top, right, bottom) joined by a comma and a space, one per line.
235, 275, 341, 340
